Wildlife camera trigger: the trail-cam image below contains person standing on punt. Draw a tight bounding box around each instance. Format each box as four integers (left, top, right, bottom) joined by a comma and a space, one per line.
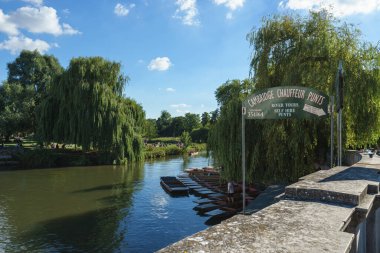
227, 181, 234, 203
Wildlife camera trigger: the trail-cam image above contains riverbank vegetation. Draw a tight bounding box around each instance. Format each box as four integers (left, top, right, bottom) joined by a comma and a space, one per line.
0, 52, 209, 168
209, 11, 380, 184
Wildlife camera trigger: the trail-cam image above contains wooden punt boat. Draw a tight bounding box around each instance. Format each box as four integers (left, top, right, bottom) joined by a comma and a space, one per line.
160, 176, 189, 195
193, 203, 222, 213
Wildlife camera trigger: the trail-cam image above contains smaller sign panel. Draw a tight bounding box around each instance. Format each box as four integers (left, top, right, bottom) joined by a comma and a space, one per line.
242, 86, 329, 120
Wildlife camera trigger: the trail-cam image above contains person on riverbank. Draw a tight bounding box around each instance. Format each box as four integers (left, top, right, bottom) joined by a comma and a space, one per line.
227, 181, 234, 203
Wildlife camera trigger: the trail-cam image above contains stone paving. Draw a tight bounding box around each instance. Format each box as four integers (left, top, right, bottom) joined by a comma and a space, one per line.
158, 153, 380, 253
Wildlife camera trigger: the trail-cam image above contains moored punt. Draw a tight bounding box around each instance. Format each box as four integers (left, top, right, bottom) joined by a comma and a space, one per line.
192, 189, 217, 197
193, 198, 218, 205
193, 203, 222, 213
207, 193, 226, 200
160, 176, 189, 195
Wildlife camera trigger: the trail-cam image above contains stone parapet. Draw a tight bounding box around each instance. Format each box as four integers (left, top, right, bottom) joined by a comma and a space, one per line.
159, 152, 380, 253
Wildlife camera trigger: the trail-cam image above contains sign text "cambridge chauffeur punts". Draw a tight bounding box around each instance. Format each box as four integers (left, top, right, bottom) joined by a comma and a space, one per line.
242, 86, 329, 119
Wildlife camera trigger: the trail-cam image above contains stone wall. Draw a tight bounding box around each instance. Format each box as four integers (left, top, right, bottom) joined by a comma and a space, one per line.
159, 152, 380, 253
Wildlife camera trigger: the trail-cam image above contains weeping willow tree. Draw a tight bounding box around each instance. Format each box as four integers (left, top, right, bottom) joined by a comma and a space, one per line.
37, 57, 145, 163
209, 11, 380, 184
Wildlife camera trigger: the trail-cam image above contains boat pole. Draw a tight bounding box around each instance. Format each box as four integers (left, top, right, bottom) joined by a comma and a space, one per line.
242, 106, 246, 214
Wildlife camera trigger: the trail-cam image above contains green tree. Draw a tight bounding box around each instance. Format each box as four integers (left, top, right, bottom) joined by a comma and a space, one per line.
156, 110, 172, 136
6, 50, 63, 134
208, 79, 253, 181
170, 116, 187, 136
209, 11, 380, 184
191, 127, 209, 143
144, 119, 158, 139
7, 50, 63, 100
210, 109, 219, 124
37, 57, 144, 163
0, 82, 35, 140
184, 113, 201, 132
180, 131, 192, 149
201, 112, 210, 126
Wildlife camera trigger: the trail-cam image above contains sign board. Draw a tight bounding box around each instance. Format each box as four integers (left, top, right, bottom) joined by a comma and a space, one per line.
242, 86, 329, 119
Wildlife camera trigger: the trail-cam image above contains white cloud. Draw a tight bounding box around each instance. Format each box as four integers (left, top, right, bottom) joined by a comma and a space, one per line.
62, 9, 70, 15
62, 23, 81, 35
0, 35, 52, 54
171, 104, 191, 108
174, 0, 199, 26
114, 3, 135, 16
213, 0, 245, 10
175, 109, 191, 114
226, 12, 233, 19
279, 0, 380, 17
0, 10, 19, 35
166, 88, 176, 92
148, 57, 172, 71
22, 0, 43, 6
7, 6, 80, 36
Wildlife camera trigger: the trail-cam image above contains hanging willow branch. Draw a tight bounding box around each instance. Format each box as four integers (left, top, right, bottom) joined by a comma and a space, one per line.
37, 57, 145, 163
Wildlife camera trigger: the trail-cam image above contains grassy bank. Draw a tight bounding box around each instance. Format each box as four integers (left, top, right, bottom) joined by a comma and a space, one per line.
3, 141, 207, 169
144, 143, 207, 159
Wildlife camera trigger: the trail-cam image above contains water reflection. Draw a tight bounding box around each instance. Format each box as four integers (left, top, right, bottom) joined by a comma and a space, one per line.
150, 194, 169, 219
0, 155, 211, 252
0, 163, 144, 252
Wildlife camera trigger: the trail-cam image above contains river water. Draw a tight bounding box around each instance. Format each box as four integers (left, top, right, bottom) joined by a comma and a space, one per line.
0, 155, 213, 252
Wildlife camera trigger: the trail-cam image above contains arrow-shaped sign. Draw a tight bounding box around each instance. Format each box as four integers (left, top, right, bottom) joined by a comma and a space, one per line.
303, 104, 326, 117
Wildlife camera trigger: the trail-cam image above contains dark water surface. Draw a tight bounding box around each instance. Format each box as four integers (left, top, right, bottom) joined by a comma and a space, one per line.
0, 155, 212, 252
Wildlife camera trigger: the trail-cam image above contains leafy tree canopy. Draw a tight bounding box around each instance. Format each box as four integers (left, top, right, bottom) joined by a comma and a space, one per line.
0, 82, 35, 140
201, 112, 210, 127
156, 110, 172, 136
7, 50, 63, 97
209, 11, 380, 184
184, 113, 201, 133
37, 57, 144, 163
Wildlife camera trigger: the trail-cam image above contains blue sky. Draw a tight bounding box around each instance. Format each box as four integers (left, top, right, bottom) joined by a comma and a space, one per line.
0, 0, 379, 119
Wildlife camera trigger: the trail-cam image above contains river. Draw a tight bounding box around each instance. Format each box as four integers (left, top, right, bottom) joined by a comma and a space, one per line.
0, 155, 213, 252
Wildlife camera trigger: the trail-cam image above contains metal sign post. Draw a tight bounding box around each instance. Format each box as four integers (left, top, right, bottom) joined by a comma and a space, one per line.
241, 109, 246, 214
336, 61, 344, 166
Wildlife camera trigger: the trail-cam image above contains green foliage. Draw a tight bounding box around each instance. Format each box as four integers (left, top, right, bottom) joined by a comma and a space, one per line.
170, 116, 187, 136
210, 109, 219, 124
3, 50, 63, 135
0, 82, 35, 139
7, 50, 63, 95
148, 137, 180, 143
209, 11, 380, 184
188, 143, 207, 152
190, 127, 209, 143
144, 119, 158, 139
201, 112, 210, 126
144, 144, 182, 159
156, 110, 172, 136
180, 131, 192, 149
208, 79, 251, 181
248, 11, 380, 147
184, 113, 201, 132
37, 57, 145, 163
